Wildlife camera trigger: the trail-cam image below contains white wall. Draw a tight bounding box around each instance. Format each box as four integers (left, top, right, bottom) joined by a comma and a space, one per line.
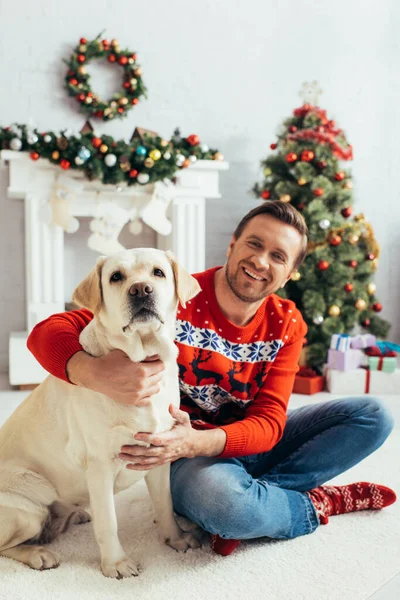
1, 0, 399, 373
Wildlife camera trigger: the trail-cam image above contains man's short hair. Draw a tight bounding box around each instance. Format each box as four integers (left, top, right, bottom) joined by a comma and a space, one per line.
233, 200, 308, 271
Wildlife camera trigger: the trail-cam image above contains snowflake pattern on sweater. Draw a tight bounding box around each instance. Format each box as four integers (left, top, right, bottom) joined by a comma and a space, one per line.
175, 267, 308, 456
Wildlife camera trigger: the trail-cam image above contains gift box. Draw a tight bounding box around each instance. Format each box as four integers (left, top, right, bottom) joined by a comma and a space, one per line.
330, 334, 351, 352
293, 367, 325, 395
327, 348, 363, 371
325, 367, 400, 395
350, 334, 377, 350
365, 345, 397, 373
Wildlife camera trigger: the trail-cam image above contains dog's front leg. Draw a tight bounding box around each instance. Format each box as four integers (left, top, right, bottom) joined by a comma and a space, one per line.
86, 461, 140, 578
145, 464, 200, 552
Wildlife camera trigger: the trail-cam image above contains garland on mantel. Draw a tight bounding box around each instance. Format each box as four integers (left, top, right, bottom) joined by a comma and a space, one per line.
0, 123, 224, 186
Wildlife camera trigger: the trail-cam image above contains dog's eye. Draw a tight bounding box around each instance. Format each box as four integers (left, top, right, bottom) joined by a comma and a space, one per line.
153, 268, 165, 278
110, 271, 124, 283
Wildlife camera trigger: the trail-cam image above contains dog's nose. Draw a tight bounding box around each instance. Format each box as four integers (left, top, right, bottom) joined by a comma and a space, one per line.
129, 282, 153, 298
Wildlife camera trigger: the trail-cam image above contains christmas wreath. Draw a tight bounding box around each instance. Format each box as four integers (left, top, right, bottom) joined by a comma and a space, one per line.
0, 123, 224, 186
64, 35, 147, 121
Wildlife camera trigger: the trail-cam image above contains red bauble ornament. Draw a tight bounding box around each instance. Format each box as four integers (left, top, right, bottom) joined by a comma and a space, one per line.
118, 56, 128, 65
372, 302, 382, 312
92, 137, 102, 148
129, 169, 138, 178
95, 110, 103, 118
131, 53, 137, 60
77, 93, 85, 102
288, 125, 297, 133
131, 98, 139, 105
313, 187, 324, 197
69, 78, 78, 86
286, 152, 298, 163
30, 151, 40, 161
335, 171, 345, 181
261, 190, 271, 199
60, 159, 70, 170
344, 283, 354, 292
362, 318, 371, 327
102, 39, 110, 48
270, 143, 277, 150
187, 134, 200, 146
297, 203, 305, 210
317, 160, 327, 169
77, 54, 86, 63
349, 260, 358, 268
330, 235, 342, 246
117, 107, 124, 114
301, 150, 315, 162
80, 37, 87, 44
108, 54, 116, 63
366, 253, 375, 261
341, 206, 352, 218
123, 81, 131, 89
317, 260, 329, 271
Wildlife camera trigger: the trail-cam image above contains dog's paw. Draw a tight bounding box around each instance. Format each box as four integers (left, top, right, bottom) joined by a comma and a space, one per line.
71, 507, 91, 525
27, 547, 60, 570
166, 531, 201, 552
101, 557, 141, 579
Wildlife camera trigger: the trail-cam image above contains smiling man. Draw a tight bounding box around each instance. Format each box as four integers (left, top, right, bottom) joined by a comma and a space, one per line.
27, 200, 396, 556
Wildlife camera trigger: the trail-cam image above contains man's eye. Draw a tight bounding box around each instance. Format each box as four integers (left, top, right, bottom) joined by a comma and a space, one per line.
249, 241, 261, 248
153, 268, 165, 277
110, 272, 123, 282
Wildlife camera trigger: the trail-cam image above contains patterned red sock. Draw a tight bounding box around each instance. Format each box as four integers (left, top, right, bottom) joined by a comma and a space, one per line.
210, 534, 241, 556
307, 482, 397, 525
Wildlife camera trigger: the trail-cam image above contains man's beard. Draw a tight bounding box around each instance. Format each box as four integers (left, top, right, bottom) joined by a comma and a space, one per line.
225, 260, 270, 303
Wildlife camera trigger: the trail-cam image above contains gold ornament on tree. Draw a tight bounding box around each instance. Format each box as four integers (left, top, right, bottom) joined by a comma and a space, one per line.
280, 194, 291, 203
348, 234, 359, 244
328, 305, 341, 317
355, 298, 367, 310
291, 271, 301, 281
367, 282, 377, 295
298, 177, 306, 185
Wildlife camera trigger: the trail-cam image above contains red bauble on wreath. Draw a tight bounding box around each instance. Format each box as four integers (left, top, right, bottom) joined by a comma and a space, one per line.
64, 35, 147, 121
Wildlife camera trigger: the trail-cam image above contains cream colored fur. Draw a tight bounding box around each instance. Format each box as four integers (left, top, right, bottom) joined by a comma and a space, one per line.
0, 248, 201, 578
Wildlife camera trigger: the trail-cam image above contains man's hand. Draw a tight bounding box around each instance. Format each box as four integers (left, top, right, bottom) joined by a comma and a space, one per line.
119, 405, 227, 469
67, 350, 165, 407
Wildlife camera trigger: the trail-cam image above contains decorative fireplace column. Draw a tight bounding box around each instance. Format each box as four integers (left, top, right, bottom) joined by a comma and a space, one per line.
1, 151, 228, 385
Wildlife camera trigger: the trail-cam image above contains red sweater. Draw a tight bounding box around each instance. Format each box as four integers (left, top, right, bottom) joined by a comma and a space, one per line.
27, 266, 307, 458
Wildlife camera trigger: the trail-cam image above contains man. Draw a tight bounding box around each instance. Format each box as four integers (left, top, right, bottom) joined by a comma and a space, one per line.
27, 200, 396, 556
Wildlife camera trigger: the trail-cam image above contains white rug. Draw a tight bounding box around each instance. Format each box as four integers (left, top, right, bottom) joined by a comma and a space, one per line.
0, 392, 399, 600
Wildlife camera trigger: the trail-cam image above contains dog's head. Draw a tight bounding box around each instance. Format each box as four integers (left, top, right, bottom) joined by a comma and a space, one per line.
72, 248, 201, 335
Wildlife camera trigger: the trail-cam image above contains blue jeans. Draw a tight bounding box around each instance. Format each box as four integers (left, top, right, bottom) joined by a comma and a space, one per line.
170, 396, 394, 540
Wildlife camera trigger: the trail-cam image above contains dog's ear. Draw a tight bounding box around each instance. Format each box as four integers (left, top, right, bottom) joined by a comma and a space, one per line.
166, 251, 201, 308
72, 256, 107, 314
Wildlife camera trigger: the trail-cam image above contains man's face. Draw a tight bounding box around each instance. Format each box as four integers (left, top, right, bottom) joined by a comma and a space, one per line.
225, 214, 303, 303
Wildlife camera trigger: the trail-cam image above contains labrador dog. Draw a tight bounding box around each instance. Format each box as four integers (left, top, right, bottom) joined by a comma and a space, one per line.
0, 248, 201, 578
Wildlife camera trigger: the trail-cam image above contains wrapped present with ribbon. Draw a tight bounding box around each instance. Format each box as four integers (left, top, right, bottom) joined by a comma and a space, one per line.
327, 348, 363, 371
330, 334, 351, 352
364, 343, 398, 373
326, 367, 400, 395
350, 334, 377, 350
293, 366, 325, 395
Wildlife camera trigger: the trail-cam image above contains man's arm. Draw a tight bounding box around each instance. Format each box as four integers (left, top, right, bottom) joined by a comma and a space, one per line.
219, 317, 307, 458
27, 310, 165, 407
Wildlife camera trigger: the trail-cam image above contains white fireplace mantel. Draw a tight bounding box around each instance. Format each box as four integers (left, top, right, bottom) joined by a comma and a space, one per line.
1, 150, 228, 385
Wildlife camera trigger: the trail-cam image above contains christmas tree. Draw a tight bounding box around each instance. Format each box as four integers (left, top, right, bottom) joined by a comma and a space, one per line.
253, 82, 390, 371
